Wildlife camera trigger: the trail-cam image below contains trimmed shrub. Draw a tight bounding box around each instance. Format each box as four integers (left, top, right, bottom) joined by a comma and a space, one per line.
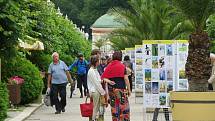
1, 57, 43, 104
27, 52, 52, 72
0, 82, 9, 121
60, 54, 74, 66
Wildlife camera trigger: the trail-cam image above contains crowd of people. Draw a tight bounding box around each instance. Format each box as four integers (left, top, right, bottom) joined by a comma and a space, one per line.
46, 49, 134, 121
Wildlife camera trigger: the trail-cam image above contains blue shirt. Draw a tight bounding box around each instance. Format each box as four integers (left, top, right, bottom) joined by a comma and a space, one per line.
69, 59, 88, 75
48, 60, 69, 84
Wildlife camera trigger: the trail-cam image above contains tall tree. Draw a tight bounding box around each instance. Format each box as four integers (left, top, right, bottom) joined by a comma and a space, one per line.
173, 0, 215, 91
80, 0, 130, 27
51, 0, 84, 27
52, 0, 130, 29
93, 39, 108, 50
0, 0, 22, 59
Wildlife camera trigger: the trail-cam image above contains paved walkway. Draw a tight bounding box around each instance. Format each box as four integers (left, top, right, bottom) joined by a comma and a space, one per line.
25, 87, 143, 121
25, 86, 172, 121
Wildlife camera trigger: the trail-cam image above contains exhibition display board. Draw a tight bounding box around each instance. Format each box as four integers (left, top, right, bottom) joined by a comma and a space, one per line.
142, 40, 188, 108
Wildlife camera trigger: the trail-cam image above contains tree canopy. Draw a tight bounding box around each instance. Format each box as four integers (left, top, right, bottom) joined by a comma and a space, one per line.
109, 0, 193, 50
51, 0, 131, 29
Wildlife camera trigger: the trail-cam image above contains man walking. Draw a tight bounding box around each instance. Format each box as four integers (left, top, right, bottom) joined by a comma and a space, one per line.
69, 53, 89, 98
47, 52, 72, 114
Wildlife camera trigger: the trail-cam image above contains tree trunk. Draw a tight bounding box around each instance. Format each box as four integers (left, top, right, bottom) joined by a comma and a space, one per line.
185, 32, 211, 91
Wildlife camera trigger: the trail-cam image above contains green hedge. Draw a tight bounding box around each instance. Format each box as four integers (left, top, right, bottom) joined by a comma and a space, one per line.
0, 82, 9, 121
2, 57, 43, 104
27, 52, 52, 72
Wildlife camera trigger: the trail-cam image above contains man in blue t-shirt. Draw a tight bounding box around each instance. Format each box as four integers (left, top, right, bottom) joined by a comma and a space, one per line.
47, 52, 72, 114
69, 53, 89, 98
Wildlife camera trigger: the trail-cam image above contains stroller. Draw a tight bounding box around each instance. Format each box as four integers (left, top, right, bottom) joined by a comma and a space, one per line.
70, 72, 77, 98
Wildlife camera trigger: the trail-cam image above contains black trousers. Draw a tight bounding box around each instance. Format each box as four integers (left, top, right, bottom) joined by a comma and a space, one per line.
77, 74, 88, 96
51, 83, 67, 112
152, 108, 169, 121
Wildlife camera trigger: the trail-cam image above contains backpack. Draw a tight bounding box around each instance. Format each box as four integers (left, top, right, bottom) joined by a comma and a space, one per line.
76, 59, 87, 67
76, 59, 89, 72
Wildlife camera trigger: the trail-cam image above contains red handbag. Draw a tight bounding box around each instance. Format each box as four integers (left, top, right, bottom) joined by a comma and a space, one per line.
80, 97, 93, 117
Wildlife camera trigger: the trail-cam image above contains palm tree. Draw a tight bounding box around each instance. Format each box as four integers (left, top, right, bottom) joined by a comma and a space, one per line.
173, 0, 215, 91
109, 0, 193, 50
93, 39, 108, 50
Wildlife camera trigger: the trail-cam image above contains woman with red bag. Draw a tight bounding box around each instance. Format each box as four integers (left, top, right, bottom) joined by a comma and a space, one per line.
101, 51, 131, 121
87, 55, 106, 121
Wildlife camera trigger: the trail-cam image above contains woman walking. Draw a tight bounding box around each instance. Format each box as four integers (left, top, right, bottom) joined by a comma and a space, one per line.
87, 55, 106, 121
101, 51, 131, 121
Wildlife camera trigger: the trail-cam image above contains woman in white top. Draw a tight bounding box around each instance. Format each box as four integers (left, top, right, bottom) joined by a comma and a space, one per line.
87, 55, 105, 121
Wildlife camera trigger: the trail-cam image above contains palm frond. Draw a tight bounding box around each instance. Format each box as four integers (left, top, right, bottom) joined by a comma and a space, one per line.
109, 0, 194, 50
173, 0, 215, 33
93, 39, 108, 50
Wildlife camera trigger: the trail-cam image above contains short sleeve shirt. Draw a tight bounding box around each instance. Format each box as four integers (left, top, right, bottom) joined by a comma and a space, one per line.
48, 60, 69, 84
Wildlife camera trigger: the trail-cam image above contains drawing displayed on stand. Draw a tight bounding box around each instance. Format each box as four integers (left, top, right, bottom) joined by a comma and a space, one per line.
145, 82, 152, 94
159, 81, 166, 93
136, 59, 142, 65
152, 44, 158, 56
144, 57, 152, 68
159, 93, 166, 106
167, 81, 173, 92
145, 45, 151, 55
179, 79, 188, 89
152, 82, 159, 94
159, 69, 166, 80
166, 56, 173, 67
136, 47, 143, 53
158, 56, 165, 68
159, 45, 165, 56
166, 44, 173, 56
167, 69, 173, 81
152, 69, 159, 81
179, 70, 186, 79
136, 77, 143, 84
145, 69, 151, 81
152, 57, 159, 68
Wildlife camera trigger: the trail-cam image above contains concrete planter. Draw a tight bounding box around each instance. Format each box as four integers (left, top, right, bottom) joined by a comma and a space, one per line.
170, 91, 215, 121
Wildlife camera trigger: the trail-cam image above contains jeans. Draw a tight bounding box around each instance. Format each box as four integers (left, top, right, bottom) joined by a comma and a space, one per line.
51, 83, 67, 112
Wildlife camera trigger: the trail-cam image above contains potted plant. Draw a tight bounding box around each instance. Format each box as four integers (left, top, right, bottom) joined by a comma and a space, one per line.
7, 76, 24, 105
170, 0, 215, 121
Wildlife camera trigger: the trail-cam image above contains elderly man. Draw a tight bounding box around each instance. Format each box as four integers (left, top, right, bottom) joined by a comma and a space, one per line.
47, 52, 72, 114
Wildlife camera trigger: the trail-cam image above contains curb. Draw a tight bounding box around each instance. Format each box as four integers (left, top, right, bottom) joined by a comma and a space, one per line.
8, 103, 44, 121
